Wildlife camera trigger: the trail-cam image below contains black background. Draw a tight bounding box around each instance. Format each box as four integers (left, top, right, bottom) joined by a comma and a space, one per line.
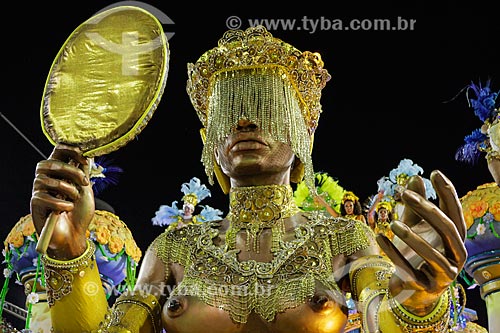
1, 0, 498, 329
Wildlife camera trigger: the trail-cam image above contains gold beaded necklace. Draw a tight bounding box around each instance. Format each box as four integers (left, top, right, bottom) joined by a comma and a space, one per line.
225, 184, 300, 253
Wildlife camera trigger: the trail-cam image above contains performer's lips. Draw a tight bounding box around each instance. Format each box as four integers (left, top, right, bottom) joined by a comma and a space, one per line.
231, 139, 267, 151
230, 133, 267, 152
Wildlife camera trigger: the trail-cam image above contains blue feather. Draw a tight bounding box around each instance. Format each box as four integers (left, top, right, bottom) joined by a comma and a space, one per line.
151, 201, 182, 226
181, 177, 212, 202
91, 156, 124, 196
455, 129, 488, 164
467, 80, 499, 122
198, 205, 224, 222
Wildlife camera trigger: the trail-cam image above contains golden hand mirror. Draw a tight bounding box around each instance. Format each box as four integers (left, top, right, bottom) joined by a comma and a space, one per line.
36, 5, 169, 253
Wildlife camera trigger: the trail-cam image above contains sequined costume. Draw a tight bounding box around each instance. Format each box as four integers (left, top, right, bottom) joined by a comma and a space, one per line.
41, 184, 452, 332
33, 12, 456, 333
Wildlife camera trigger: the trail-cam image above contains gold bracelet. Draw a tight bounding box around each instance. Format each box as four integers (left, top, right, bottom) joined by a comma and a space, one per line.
387, 289, 451, 332
99, 292, 161, 333
41, 240, 96, 306
349, 255, 394, 299
359, 288, 386, 330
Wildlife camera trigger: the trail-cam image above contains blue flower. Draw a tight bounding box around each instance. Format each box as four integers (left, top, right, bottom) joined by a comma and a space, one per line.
483, 212, 495, 224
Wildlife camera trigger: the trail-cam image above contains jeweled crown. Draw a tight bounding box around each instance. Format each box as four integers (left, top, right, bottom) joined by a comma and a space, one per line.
186, 25, 331, 135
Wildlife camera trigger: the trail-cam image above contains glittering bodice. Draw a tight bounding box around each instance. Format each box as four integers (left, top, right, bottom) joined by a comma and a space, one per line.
153, 202, 371, 324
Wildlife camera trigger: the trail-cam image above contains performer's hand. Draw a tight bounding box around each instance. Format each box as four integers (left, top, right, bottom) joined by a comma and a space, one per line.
31, 144, 94, 259
376, 170, 467, 315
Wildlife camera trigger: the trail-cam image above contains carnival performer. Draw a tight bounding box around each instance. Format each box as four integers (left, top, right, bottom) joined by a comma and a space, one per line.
371, 200, 395, 241
376, 158, 437, 222
293, 171, 345, 217
340, 191, 368, 225
151, 177, 223, 231
30, 24, 466, 333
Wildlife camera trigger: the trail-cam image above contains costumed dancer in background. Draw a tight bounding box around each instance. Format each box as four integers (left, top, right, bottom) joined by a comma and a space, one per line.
151, 177, 223, 231
30, 23, 467, 333
293, 171, 344, 217
371, 200, 395, 241
339, 191, 367, 225
376, 158, 437, 222
455, 79, 500, 333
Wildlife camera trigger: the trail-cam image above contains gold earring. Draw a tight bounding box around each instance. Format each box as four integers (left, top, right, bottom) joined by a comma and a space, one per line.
200, 128, 231, 194
290, 159, 305, 183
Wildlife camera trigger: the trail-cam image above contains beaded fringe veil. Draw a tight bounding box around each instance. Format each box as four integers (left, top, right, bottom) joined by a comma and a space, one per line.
201, 67, 315, 192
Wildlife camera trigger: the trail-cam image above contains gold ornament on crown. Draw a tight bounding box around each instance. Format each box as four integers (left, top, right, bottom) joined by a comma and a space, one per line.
186, 26, 331, 193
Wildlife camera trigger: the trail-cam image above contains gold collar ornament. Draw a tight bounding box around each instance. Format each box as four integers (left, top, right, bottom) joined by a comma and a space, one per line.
225, 184, 300, 253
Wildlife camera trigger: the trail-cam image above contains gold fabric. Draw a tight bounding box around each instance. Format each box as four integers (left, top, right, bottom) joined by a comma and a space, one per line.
41, 6, 169, 157
151, 185, 372, 324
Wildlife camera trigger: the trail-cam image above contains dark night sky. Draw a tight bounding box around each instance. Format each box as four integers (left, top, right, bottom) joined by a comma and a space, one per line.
1, 1, 498, 329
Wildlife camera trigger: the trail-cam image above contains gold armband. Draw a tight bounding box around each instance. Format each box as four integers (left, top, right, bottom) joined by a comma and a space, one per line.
349, 255, 394, 331
99, 292, 161, 333
380, 289, 451, 332
42, 240, 109, 332
349, 255, 394, 299
41, 240, 96, 306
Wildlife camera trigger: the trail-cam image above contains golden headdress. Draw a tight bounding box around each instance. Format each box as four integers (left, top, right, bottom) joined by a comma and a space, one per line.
186, 26, 331, 194
375, 200, 392, 213
182, 193, 198, 208
342, 191, 359, 204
